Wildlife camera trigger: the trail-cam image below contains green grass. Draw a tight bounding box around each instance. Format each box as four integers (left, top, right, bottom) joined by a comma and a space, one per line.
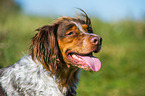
0, 13, 145, 96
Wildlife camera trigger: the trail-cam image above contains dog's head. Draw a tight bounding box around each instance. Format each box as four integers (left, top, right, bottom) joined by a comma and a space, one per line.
30, 10, 102, 74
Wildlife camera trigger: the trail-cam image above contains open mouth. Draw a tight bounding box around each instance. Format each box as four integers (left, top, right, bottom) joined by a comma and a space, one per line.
66, 51, 101, 71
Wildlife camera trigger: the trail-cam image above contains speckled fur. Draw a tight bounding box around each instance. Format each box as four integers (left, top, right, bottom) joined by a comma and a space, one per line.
0, 56, 68, 96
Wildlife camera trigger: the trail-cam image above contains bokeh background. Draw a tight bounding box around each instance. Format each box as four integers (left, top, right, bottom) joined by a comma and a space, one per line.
0, 0, 145, 96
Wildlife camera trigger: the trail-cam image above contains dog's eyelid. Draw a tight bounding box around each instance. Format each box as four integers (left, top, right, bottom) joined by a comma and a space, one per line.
66, 31, 76, 36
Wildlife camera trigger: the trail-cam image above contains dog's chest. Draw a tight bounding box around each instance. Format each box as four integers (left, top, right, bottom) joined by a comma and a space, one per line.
0, 56, 67, 96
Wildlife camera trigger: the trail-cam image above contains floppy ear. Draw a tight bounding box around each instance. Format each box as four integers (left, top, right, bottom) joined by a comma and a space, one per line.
29, 24, 64, 74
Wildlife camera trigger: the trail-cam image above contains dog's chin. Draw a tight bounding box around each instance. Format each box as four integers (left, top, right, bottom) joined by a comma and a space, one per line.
66, 50, 101, 72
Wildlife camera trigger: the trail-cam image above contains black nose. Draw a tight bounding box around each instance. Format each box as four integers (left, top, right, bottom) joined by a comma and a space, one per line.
91, 36, 102, 45
100, 37, 102, 45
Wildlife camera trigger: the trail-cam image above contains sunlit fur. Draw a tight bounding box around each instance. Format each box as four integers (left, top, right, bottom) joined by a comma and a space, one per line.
0, 10, 102, 96
0, 56, 65, 96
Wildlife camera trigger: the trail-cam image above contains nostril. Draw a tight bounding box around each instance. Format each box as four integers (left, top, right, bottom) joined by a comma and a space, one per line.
91, 37, 98, 45
93, 39, 98, 43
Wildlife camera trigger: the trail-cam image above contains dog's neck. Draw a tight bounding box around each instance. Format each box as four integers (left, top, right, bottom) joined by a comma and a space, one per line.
55, 65, 80, 95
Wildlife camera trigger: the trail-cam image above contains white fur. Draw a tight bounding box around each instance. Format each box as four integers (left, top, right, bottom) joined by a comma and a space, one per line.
0, 56, 67, 96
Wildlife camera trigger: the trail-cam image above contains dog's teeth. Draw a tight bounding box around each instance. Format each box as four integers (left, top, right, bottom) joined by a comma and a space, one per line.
72, 54, 78, 59
78, 58, 81, 60
72, 54, 83, 61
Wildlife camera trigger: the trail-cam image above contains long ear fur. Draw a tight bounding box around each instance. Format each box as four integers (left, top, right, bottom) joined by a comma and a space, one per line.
29, 24, 64, 74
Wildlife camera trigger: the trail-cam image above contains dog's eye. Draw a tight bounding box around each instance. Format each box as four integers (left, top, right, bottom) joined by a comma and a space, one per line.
66, 31, 75, 36
87, 27, 93, 33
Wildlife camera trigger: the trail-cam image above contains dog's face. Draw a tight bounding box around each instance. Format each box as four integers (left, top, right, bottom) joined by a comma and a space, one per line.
57, 18, 102, 71
30, 14, 102, 73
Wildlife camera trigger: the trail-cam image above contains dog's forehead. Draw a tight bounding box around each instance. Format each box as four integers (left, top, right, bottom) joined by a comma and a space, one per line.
57, 19, 87, 36
69, 21, 86, 33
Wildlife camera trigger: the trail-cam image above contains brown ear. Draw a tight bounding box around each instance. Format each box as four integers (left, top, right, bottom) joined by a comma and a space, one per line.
29, 24, 63, 74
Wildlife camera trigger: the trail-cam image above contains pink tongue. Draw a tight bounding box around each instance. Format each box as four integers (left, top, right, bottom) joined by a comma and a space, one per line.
81, 56, 101, 71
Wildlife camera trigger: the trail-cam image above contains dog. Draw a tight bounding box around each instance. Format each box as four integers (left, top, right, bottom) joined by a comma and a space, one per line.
0, 10, 102, 96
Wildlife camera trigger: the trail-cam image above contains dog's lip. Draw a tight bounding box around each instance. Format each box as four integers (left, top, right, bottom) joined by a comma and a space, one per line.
66, 50, 93, 56
66, 50, 101, 71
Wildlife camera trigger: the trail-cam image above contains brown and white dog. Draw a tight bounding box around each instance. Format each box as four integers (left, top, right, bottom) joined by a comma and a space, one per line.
0, 10, 102, 96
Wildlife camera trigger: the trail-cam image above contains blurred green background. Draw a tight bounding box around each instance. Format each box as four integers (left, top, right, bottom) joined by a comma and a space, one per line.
0, 0, 145, 96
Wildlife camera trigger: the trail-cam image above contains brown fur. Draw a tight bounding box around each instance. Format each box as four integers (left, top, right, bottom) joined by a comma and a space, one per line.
29, 10, 102, 95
